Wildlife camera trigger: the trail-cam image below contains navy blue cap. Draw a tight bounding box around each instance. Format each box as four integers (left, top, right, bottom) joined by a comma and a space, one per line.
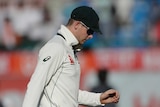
71, 6, 102, 34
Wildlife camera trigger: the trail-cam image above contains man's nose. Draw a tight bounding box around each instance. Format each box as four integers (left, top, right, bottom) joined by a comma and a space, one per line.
87, 35, 93, 39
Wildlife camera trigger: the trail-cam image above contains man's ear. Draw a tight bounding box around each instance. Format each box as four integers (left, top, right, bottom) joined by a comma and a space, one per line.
74, 21, 80, 30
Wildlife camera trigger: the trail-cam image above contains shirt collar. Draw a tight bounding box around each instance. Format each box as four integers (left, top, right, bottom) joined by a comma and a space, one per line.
57, 25, 79, 46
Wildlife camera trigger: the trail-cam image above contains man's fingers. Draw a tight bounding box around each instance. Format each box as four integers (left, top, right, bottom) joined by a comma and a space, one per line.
108, 93, 116, 97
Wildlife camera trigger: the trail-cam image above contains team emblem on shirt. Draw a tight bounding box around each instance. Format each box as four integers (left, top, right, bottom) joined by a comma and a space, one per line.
68, 55, 74, 64
43, 56, 51, 62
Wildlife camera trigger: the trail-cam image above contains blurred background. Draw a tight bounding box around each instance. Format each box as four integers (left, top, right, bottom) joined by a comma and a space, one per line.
0, 0, 160, 107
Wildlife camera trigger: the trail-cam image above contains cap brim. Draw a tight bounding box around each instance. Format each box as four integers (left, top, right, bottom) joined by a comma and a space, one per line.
92, 28, 102, 35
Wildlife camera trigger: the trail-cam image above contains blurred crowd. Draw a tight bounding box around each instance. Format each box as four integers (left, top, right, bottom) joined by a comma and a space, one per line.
0, 0, 62, 51
0, 0, 160, 51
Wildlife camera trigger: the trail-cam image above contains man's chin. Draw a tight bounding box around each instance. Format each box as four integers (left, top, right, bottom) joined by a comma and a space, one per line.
80, 40, 86, 44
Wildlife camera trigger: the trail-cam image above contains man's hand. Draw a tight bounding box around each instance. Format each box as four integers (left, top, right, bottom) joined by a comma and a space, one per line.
100, 89, 120, 104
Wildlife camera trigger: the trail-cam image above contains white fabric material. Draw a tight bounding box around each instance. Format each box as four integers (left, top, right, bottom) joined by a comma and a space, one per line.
22, 25, 102, 107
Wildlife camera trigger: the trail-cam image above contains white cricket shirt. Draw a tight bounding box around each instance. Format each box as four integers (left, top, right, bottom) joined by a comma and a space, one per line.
22, 25, 102, 107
